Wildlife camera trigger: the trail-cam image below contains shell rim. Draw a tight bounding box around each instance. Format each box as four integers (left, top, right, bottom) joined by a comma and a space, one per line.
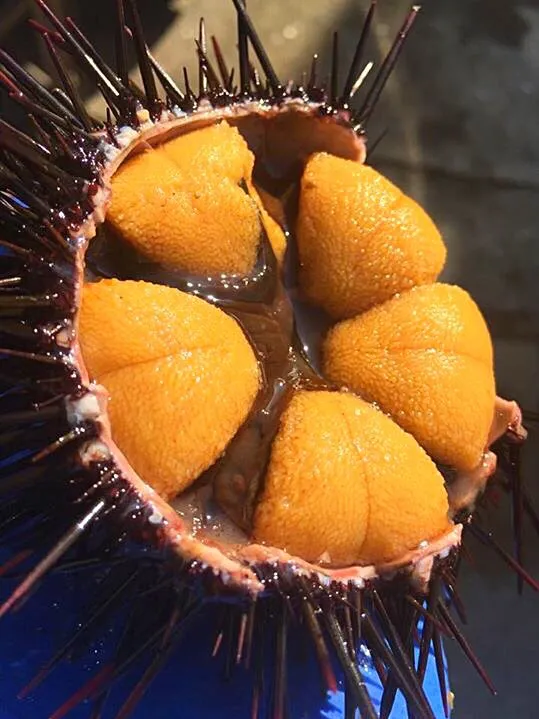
65, 98, 492, 595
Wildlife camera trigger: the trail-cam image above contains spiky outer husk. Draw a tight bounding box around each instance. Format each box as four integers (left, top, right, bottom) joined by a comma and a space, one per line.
0, 2, 534, 718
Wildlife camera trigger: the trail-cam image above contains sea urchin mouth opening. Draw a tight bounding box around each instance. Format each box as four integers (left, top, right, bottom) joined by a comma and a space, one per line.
74, 110, 465, 576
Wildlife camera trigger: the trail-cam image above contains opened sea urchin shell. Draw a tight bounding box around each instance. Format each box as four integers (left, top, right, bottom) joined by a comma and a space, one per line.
0, 2, 530, 718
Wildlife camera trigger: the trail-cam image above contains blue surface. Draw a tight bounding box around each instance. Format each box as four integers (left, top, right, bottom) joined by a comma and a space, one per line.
0, 568, 450, 719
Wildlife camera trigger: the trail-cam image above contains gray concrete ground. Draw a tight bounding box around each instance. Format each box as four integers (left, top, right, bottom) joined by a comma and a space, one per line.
4, 0, 539, 716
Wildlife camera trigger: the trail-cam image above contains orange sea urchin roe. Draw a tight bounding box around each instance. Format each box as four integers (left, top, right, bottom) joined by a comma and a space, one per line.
107, 122, 285, 274
79, 279, 260, 500
253, 391, 450, 566
296, 152, 447, 319
324, 283, 496, 471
